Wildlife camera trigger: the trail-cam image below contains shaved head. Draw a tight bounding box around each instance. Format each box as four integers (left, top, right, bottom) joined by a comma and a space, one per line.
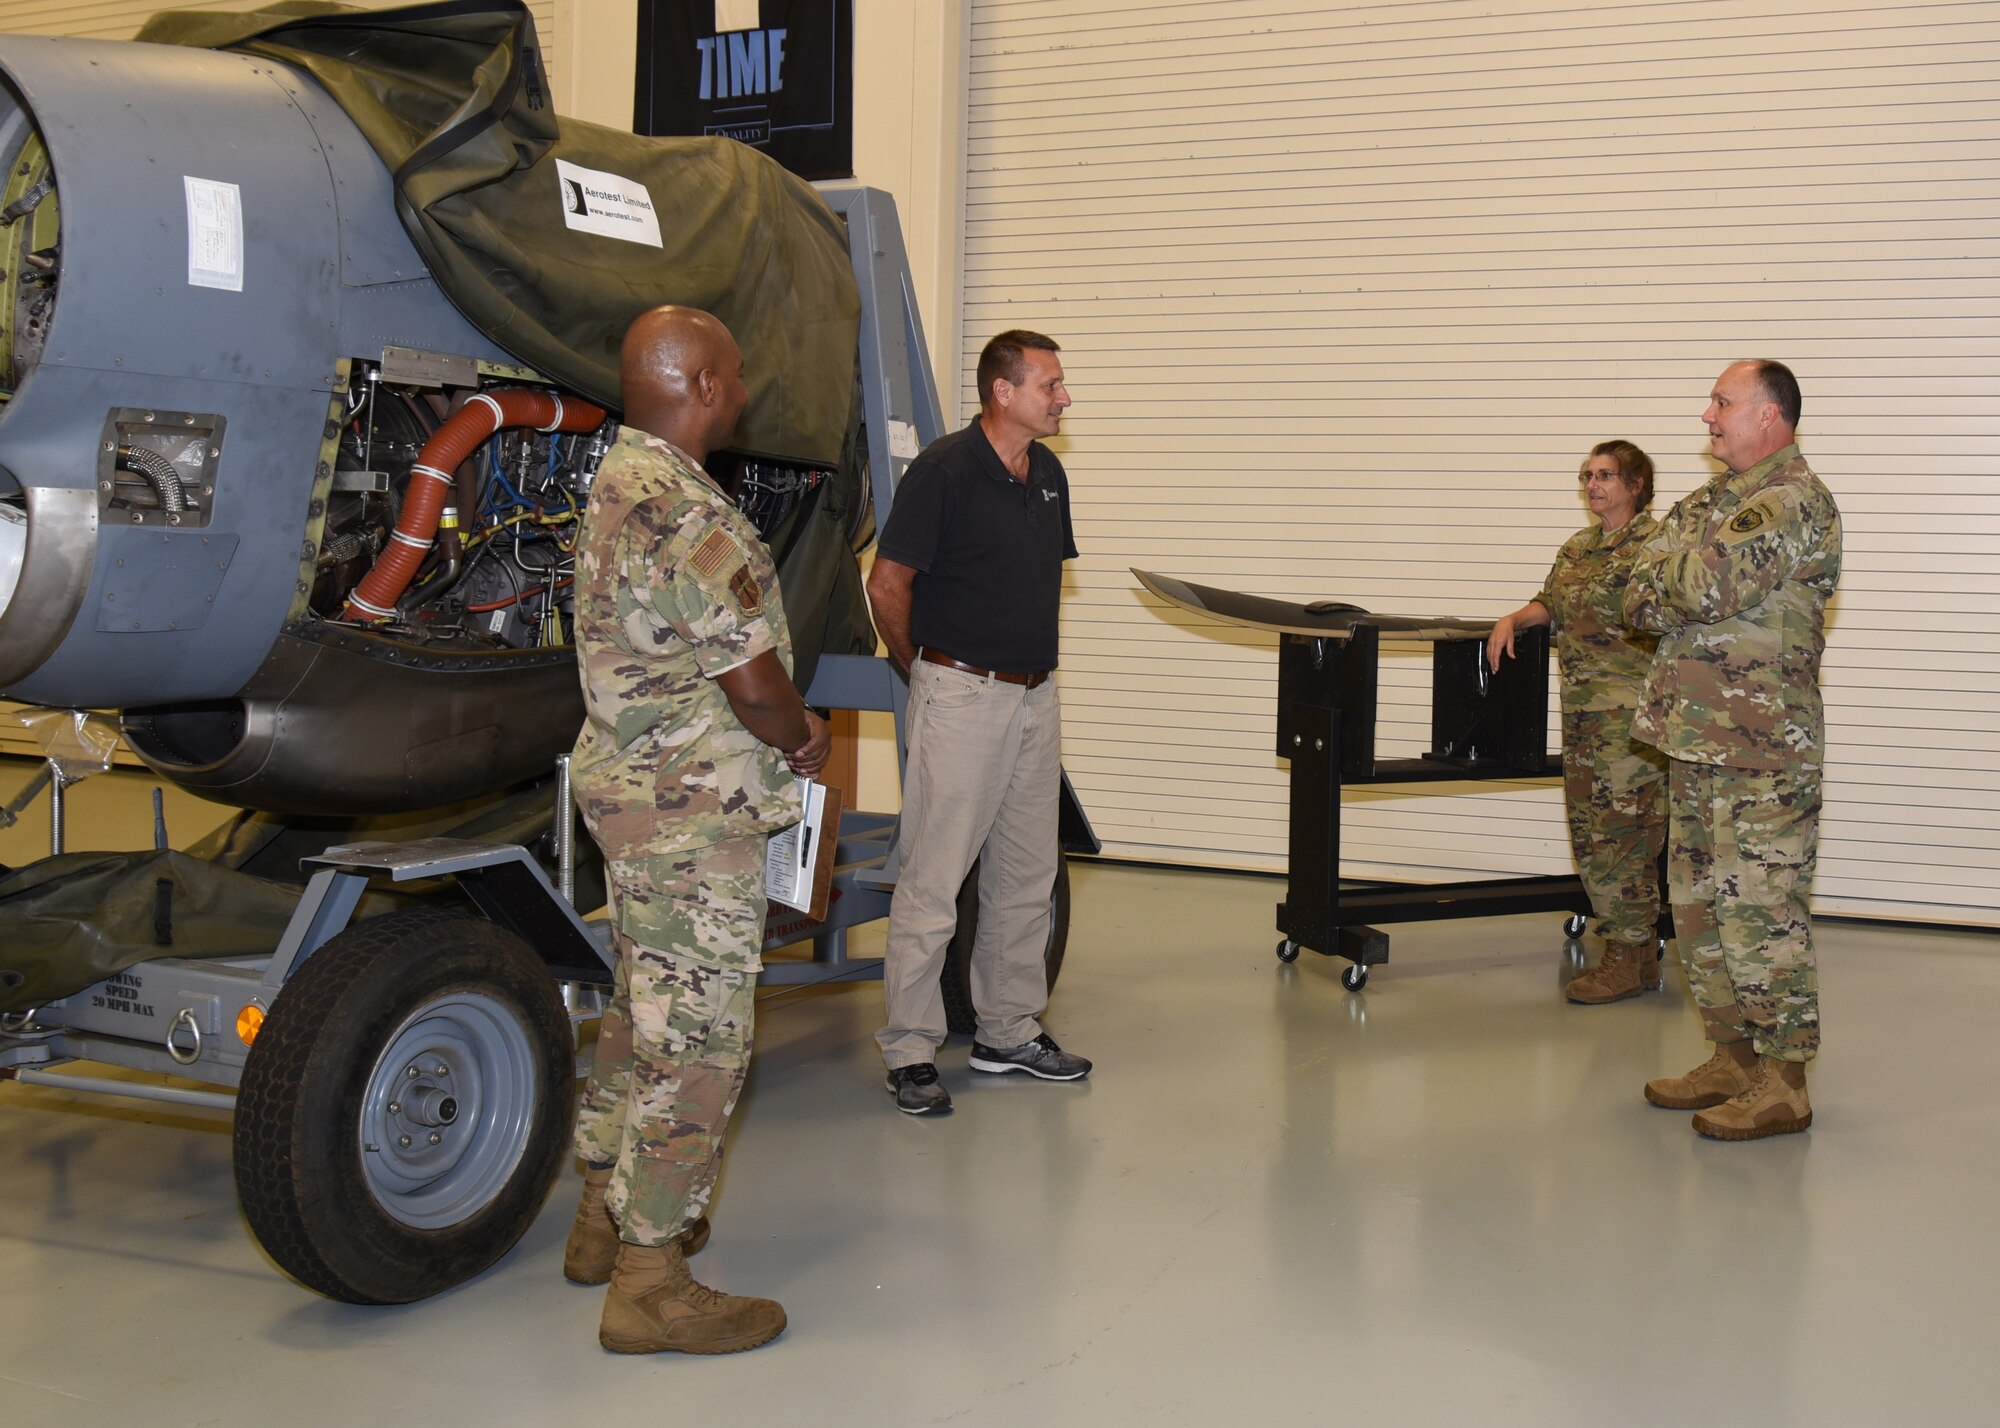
618, 305, 749, 464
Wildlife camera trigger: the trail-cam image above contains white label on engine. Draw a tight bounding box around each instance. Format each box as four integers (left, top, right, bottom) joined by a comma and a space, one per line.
184, 176, 244, 292
555, 160, 663, 249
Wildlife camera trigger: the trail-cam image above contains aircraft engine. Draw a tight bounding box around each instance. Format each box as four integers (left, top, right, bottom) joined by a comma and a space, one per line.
0, 35, 637, 813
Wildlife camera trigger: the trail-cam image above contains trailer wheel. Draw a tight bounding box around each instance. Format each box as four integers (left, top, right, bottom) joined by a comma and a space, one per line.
234, 910, 574, 1304
941, 851, 1070, 1037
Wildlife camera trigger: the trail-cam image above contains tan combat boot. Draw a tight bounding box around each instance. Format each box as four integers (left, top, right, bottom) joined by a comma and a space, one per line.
598, 1239, 787, 1355
563, 1165, 710, 1285
1693, 1056, 1812, 1141
1643, 1039, 1758, 1109
1565, 938, 1663, 1004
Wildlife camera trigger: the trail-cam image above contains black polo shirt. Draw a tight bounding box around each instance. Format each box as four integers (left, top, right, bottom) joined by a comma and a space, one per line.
876, 419, 1077, 673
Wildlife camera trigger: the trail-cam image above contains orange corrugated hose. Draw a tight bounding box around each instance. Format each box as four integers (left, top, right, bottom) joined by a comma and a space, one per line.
341, 389, 606, 622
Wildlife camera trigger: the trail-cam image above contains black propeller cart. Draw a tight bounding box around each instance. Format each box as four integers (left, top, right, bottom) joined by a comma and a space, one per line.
1134, 571, 1604, 992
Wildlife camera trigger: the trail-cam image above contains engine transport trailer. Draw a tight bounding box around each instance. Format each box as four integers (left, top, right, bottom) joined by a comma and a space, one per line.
0, 11, 1092, 1304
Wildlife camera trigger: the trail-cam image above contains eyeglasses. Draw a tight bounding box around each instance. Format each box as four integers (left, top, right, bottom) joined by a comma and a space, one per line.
1578, 471, 1624, 486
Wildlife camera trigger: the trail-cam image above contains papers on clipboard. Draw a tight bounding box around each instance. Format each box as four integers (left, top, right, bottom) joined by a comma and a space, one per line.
764, 777, 842, 920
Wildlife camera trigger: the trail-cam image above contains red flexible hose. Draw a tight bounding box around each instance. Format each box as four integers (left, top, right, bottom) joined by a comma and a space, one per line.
341, 389, 606, 622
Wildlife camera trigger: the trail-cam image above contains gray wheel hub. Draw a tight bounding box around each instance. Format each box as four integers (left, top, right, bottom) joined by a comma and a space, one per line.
357, 991, 538, 1229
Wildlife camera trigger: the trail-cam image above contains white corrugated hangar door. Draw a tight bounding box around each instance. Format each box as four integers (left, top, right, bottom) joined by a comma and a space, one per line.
962, 0, 2000, 927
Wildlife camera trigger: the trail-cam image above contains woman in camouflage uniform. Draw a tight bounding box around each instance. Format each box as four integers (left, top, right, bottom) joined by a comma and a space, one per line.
1488, 440, 1669, 1004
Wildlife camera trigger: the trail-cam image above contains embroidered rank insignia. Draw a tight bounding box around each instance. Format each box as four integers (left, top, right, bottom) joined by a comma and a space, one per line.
688, 527, 738, 578
729, 564, 763, 614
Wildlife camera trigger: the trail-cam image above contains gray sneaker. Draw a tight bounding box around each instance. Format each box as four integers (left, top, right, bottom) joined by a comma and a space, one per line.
886, 1062, 952, 1114
968, 1033, 1091, 1081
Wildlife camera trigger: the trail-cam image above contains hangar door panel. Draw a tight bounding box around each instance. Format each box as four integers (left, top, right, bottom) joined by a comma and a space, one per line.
962, 0, 2000, 927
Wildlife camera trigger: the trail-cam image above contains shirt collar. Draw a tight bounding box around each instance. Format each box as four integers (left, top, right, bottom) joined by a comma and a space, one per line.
969, 419, 1043, 487
616, 423, 724, 496
1724, 442, 1801, 490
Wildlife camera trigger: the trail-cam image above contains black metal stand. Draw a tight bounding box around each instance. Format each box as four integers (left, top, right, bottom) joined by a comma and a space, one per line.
1272, 625, 1592, 990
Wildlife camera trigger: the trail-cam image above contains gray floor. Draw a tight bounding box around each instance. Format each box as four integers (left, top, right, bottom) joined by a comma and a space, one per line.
3, 791, 1998, 1424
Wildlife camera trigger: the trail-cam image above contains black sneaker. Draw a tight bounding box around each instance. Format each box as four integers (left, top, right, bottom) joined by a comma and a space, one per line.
968, 1033, 1091, 1081
886, 1062, 953, 1114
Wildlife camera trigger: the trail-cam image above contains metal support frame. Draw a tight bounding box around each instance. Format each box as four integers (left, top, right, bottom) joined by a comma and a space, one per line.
1274, 626, 1592, 979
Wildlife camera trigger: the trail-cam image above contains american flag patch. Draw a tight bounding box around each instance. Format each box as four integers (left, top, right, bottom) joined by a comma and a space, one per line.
687, 528, 738, 577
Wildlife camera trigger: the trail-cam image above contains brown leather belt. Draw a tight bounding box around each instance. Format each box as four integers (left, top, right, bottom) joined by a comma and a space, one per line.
920, 647, 1050, 689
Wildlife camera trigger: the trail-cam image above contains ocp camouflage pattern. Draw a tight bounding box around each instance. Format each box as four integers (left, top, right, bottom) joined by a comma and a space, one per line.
1534, 512, 1660, 714
1561, 707, 1666, 946
570, 425, 802, 859
1668, 761, 1821, 1061
574, 837, 766, 1243
1621, 444, 1842, 770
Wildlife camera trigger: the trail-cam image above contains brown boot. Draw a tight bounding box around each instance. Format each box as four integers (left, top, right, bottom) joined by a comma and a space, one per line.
564, 1166, 709, 1285
1644, 1039, 1758, 1109
1565, 938, 1662, 1004
598, 1240, 787, 1355
1693, 1056, 1812, 1141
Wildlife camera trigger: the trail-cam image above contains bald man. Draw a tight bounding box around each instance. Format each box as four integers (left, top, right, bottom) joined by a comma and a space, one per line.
1623, 360, 1841, 1141
564, 306, 828, 1353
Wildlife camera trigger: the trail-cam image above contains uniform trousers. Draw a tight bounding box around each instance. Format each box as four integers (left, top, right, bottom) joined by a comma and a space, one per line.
1667, 758, 1822, 1062
1560, 705, 1668, 947
877, 657, 1062, 1067
574, 837, 763, 1245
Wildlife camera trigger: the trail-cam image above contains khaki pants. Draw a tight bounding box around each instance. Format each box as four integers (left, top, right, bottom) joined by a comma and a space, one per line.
877, 658, 1062, 1067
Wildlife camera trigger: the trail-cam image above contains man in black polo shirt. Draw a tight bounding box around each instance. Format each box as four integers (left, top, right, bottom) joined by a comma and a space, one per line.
865, 329, 1091, 1114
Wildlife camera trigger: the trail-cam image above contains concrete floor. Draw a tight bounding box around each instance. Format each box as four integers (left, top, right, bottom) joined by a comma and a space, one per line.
3, 780, 1998, 1425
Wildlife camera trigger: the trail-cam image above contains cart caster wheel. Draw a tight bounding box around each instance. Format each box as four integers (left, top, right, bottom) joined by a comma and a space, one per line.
1563, 913, 1587, 938
1276, 939, 1300, 964
1341, 965, 1369, 992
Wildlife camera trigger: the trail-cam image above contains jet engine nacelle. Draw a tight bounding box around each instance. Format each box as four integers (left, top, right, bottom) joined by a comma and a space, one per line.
0, 37, 659, 813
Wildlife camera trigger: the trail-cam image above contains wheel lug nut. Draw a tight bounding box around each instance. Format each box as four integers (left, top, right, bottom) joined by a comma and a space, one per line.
388, 1101, 402, 1115
428, 1133, 442, 1145
406, 1066, 419, 1078
433, 1063, 448, 1077
398, 1135, 412, 1148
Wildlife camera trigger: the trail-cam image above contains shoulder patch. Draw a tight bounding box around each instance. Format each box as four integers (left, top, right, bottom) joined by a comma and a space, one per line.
728, 564, 764, 615
1719, 496, 1784, 545
687, 527, 740, 578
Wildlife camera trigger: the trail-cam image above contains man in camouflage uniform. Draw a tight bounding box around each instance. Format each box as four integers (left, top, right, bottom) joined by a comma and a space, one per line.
1623, 360, 1842, 1141
1489, 440, 1668, 1003
564, 306, 829, 1353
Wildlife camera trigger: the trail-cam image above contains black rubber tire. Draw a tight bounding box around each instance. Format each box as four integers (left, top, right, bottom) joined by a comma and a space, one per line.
941, 851, 1070, 1037
1563, 913, 1588, 938
1341, 964, 1369, 992
234, 910, 574, 1304
1276, 939, 1300, 964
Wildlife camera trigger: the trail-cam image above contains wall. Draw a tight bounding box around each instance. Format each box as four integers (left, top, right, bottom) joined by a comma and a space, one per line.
960, 0, 2000, 925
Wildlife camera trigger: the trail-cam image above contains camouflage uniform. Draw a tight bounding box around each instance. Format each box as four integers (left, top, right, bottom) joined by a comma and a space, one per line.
1623, 444, 1842, 1062
569, 426, 801, 1246
1536, 514, 1669, 949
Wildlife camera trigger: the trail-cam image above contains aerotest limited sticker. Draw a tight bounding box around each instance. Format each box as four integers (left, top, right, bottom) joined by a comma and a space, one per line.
184, 176, 243, 292
555, 159, 663, 248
